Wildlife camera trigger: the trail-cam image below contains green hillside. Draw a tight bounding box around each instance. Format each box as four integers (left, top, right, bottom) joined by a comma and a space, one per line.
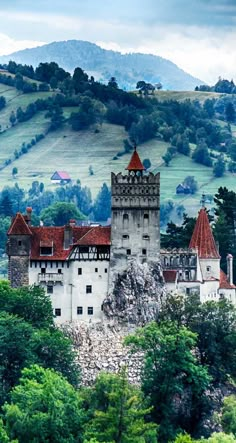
0, 72, 235, 218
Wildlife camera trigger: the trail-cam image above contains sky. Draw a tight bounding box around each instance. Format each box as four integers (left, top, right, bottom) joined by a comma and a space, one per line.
0, 0, 236, 83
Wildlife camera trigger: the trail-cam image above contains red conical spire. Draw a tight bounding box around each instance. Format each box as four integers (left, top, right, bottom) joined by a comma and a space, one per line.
126, 147, 145, 172
189, 208, 220, 258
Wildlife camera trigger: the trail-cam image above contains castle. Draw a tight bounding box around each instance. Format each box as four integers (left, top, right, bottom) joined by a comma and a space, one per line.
7, 148, 236, 323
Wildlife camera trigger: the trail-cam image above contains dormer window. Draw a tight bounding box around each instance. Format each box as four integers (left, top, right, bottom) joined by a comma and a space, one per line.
40, 241, 53, 256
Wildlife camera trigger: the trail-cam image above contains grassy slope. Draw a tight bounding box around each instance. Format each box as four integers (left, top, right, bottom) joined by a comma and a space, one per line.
0, 83, 235, 214
153, 90, 224, 103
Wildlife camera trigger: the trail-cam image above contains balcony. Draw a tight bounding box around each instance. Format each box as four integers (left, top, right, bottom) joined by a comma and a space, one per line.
38, 273, 64, 284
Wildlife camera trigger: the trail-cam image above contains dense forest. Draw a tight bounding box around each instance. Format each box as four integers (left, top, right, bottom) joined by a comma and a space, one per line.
0, 283, 235, 442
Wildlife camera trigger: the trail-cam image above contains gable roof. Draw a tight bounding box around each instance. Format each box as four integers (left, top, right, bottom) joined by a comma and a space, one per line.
51, 171, 71, 180
189, 208, 220, 259
219, 270, 236, 289
8, 213, 32, 236
126, 148, 145, 171
30, 225, 111, 261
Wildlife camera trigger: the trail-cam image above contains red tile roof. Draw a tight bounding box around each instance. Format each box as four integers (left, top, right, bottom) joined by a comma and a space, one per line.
8, 213, 32, 236
51, 171, 71, 180
126, 148, 145, 171
163, 270, 177, 283
219, 270, 236, 289
29, 225, 111, 260
75, 226, 111, 246
189, 209, 220, 259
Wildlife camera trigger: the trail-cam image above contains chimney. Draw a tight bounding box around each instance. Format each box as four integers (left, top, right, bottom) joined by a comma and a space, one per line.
227, 254, 233, 285
26, 207, 32, 226
69, 219, 76, 227
64, 224, 73, 250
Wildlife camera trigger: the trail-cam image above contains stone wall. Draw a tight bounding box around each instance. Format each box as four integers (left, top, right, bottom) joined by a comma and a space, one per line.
63, 321, 144, 385
8, 256, 29, 287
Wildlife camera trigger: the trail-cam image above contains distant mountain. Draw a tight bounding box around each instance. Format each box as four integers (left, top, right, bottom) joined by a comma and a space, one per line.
0, 40, 204, 91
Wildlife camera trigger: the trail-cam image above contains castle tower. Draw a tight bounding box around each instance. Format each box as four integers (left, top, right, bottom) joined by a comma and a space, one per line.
189, 208, 220, 281
109, 148, 160, 287
7, 212, 32, 287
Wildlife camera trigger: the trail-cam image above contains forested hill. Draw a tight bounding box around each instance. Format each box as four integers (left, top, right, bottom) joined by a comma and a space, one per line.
0, 40, 203, 91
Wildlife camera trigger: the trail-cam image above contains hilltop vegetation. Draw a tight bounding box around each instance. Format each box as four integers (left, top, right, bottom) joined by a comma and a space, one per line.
0, 60, 236, 227
0, 39, 203, 90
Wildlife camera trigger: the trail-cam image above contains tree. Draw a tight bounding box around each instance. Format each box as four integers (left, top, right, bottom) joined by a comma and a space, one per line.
192, 140, 212, 167
160, 294, 236, 384
0, 192, 13, 217
3, 365, 85, 443
45, 105, 65, 131
225, 102, 235, 123
222, 395, 236, 437
108, 76, 118, 89
93, 183, 111, 221
40, 201, 85, 226
0, 95, 6, 110
9, 111, 16, 127
12, 167, 18, 178
84, 369, 157, 443
183, 176, 198, 194
162, 150, 173, 166
143, 158, 151, 169
125, 322, 210, 442
213, 155, 225, 177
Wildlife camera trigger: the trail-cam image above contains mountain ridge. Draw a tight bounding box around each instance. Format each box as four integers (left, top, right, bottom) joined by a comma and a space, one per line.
0, 40, 204, 91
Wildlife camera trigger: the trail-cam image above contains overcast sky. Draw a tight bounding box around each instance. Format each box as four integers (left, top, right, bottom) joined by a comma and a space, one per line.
0, 0, 236, 83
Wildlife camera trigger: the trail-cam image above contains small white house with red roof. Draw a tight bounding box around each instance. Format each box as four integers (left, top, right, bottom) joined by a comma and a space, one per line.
51, 171, 71, 184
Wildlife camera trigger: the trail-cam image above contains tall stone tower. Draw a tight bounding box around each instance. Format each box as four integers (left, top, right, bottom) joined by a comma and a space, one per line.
109, 148, 160, 288
7, 212, 32, 288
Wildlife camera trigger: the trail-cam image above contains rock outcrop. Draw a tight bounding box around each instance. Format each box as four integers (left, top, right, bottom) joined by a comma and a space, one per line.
63, 260, 166, 385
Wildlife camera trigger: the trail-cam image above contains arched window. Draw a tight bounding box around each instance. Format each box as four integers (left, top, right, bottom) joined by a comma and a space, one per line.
144, 214, 149, 220
123, 214, 129, 221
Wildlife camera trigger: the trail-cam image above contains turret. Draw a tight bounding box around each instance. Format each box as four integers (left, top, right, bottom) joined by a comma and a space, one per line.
7, 212, 32, 287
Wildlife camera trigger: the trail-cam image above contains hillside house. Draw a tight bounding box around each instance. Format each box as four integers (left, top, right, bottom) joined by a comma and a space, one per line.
51, 171, 71, 185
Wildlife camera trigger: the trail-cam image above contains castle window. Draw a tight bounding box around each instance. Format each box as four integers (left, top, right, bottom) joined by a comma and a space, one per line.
47, 285, 53, 294
185, 271, 189, 280
88, 307, 93, 315
40, 241, 53, 256
78, 268, 82, 275
55, 308, 61, 317
144, 214, 149, 220
41, 268, 46, 274
95, 268, 98, 272
105, 268, 108, 273
186, 288, 190, 295
86, 285, 92, 294
77, 306, 83, 315
127, 249, 131, 255
142, 248, 147, 255
207, 266, 211, 272
123, 214, 129, 221
123, 234, 129, 239
18, 240, 22, 246
80, 246, 89, 254
58, 269, 62, 274
143, 235, 150, 240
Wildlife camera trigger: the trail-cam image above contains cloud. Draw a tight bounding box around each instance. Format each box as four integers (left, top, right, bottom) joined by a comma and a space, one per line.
0, 33, 44, 56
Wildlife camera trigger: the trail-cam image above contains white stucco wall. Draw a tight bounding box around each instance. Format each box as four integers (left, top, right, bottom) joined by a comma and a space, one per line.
29, 260, 109, 323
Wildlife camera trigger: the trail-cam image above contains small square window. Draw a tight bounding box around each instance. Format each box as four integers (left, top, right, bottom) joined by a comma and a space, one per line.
55, 308, 61, 317
47, 285, 53, 294
86, 285, 92, 294
95, 268, 98, 273
142, 248, 147, 255
144, 214, 149, 220
127, 249, 131, 255
105, 268, 108, 273
77, 306, 83, 315
206, 266, 211, 272
58, 269, 62, 274
88, 307, 93, 315
41, 268, 46, 274
78, 268, 82, 275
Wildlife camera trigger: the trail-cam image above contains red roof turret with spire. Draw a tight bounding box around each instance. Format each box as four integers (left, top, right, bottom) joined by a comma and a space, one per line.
126, 146, 145, 172
189, 208, 220, 259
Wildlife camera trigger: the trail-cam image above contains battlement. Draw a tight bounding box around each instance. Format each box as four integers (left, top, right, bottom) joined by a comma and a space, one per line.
111, 171, 160, 185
